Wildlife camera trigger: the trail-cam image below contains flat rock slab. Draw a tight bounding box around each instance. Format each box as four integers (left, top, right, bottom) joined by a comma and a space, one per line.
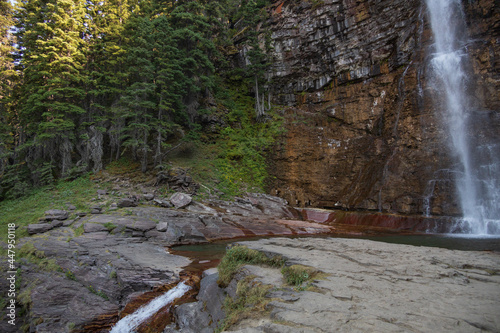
27, 223, 53, 234
87, 215, 156, 231
43, 209, 69, 221
231, 238, 500, 333
84, 223, 108, 233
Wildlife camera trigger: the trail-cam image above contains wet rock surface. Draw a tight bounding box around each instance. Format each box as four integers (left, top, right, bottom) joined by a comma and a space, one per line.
216, 238, 500, 333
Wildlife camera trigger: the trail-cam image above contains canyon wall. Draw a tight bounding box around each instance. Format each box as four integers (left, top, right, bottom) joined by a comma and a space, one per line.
264, 0, 499, 216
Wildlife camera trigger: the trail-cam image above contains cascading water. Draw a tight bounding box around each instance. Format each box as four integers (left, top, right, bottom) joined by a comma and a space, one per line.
425, 0, 500, 236
110, 282, 191, 333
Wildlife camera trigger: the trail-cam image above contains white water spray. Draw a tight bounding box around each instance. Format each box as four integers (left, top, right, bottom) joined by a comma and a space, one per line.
426, 0, 500, 235
110, 282, 191, 333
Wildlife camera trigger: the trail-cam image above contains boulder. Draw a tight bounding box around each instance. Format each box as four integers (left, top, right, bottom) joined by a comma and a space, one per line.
66, 204, 77, 211
154, 167, 199, 194
156, 222, 169, 232
83, 223, 108, 233
49, 220, 64, 229
171, 270, 226, 333
90, 206, 103, 214
117, 197, 138, 208
186, 202, 217, 214
43, 209, 69, 221
143, 193, 155, 201
27, 224, 53, 234
63, 219, 75, 227
170, 192, 192, 209
153, 198, 172, 208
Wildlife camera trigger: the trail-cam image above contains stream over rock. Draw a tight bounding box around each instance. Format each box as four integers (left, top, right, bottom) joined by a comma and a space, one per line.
0, 194, 338, 332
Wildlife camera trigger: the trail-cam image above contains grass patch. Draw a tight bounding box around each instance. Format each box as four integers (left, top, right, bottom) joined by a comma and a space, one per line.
18, 243, 60, 271
216, 247, 328, 331
73, 224, 85, 237
218, 275, 273, 332
217, 246, 284, 287
281, 265, 321, 287
167, 83, 285, 200
103, 157, 153, 184
0, 175, 97, 242
87, 285, 109, 300
103, 222, 117, 232
17, 280, 36, 315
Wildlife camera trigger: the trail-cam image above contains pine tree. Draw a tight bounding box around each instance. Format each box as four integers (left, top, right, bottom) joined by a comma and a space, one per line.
15, 0, 87, 178
120, 14, 156, 172
169, 1, 216, 123
239, 0, 272, 120
151, 13, 192, 166
81, 0, 132, 170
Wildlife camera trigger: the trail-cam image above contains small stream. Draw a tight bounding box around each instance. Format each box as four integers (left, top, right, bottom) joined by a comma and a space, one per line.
109, 282, 192, 333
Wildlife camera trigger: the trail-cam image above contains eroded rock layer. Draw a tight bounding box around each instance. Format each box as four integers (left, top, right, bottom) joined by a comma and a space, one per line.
266, 0, 500, 216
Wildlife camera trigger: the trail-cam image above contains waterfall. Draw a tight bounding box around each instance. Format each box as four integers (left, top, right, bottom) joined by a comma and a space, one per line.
110, 282, 191, 333
425, 0, 500, 235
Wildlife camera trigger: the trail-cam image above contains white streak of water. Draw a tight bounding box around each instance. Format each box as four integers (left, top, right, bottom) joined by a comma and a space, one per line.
110, 282, 191, 333
425, 0, 500, 236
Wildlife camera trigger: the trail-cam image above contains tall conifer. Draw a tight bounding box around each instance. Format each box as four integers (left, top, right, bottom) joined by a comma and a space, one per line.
16, 0, 87, 178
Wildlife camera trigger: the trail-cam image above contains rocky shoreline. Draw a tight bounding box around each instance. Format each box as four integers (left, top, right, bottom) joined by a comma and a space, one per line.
0, 193, 334, 333
174, 238, 500, 333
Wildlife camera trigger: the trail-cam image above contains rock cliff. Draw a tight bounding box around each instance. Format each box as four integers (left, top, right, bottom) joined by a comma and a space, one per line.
265, 0, 499, 216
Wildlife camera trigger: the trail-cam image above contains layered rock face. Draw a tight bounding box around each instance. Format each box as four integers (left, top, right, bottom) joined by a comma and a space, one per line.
266, 0, 499, 216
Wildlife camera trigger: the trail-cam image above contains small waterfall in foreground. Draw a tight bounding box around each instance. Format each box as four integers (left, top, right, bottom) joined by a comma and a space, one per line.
110, 282, 191, 333
425, 0, 500, 236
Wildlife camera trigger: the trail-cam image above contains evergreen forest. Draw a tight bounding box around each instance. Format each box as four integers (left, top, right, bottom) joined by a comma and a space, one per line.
0, 0, 281, 200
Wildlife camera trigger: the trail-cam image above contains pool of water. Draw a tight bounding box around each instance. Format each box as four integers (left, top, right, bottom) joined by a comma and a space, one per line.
170, 233, 500, 274
360, 234, 500, 252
